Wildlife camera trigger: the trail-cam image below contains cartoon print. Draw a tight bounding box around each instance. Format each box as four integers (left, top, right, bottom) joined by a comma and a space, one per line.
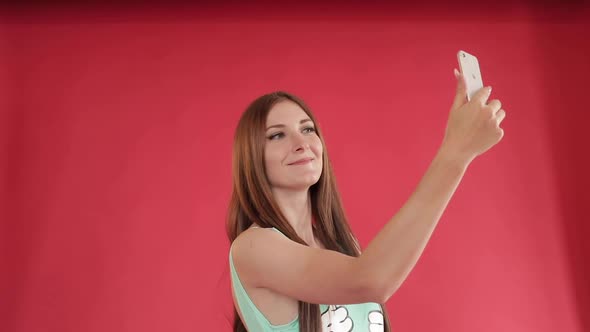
368, 310, 384, 332
321, 305, 353, 332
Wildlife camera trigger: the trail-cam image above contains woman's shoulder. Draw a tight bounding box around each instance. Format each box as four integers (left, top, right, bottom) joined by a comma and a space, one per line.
231, 225, 283, 256
236, 224, 277, 238
230, 225, 290, 285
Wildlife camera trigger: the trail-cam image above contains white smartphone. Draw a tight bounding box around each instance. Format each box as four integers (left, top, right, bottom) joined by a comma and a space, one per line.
457, 50, 484, 101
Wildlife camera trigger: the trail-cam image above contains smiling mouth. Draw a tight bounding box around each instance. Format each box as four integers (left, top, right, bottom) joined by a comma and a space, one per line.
289, 159, 313, 165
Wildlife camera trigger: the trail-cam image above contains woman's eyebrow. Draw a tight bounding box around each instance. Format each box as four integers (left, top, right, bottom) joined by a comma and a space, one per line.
266, 119, 313, 131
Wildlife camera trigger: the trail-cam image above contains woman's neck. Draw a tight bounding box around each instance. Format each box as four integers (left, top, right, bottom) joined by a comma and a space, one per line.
271, 187, 317, 246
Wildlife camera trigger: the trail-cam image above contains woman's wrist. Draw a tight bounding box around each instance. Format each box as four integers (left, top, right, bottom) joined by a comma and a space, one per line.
436, 144, 473, 171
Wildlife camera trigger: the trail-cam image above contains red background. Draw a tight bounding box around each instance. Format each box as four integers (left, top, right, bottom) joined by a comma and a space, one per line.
1, 2, 589, 331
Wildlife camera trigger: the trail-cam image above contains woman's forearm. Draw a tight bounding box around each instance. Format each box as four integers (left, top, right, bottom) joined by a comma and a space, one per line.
357, 146, 470, 302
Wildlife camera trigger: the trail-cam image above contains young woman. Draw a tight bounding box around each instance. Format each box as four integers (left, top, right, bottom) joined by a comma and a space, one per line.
226, 69, 506, 332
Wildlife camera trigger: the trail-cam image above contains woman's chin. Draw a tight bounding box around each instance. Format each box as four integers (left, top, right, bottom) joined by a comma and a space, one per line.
277, 178, 320, 191
296, 177, 321, 189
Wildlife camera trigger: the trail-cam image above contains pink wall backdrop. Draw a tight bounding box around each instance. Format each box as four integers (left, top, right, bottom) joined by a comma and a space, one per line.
1, 2, 589, 332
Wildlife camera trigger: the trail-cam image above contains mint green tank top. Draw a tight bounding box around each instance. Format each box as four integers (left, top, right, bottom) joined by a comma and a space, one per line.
229, 227, 385, 332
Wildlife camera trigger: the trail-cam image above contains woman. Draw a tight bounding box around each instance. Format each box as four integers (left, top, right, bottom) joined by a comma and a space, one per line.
226, 68, 506, 332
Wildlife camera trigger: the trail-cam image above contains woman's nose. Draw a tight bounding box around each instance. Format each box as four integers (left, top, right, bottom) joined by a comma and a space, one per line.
292, 133, 310, 151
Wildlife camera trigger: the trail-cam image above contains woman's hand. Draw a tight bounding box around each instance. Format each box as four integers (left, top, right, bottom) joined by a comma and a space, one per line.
441, 68, 507, 164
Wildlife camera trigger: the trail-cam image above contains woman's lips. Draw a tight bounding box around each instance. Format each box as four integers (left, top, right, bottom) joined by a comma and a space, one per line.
289, 158, 313, 165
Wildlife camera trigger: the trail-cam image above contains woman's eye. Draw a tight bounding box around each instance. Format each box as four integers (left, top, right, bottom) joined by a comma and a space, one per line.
268, 132, 284, 140
268, 127, 315, 140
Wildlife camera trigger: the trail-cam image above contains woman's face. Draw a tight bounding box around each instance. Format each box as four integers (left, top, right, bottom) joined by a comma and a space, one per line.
264, 100, 323, 191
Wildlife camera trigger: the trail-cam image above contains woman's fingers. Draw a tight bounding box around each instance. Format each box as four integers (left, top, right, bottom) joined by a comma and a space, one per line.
496, 109, 506, 125
451, 68, 468, 110
487, 99, 502, 113
473, 86, 493, 106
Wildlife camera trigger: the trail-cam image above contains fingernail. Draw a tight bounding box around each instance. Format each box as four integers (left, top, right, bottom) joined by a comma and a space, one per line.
454, 68, 460, 78
487, 86, 493, 94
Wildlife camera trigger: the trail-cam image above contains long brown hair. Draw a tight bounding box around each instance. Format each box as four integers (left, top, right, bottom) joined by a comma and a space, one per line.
226, 91, 391, 332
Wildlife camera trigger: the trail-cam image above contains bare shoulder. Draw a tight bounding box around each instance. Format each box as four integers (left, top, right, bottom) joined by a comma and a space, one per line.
231, 227, 291, 287
232, 226, 285, 254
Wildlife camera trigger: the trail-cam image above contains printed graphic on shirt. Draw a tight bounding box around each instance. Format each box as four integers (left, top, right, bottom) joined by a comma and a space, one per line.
321, 305, 353, 332
368, 310, 384, 332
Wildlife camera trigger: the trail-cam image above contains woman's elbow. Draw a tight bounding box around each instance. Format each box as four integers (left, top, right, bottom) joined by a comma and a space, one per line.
353, 261, 399, 303
356, 274, 399, 303
369, 277, 400, 303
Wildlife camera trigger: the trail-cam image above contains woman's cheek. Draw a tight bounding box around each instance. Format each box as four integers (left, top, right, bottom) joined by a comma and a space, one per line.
313, 139, 323, 156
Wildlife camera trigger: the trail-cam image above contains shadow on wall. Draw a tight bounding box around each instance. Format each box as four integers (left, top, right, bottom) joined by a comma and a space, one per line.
533, 4, 590, 331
